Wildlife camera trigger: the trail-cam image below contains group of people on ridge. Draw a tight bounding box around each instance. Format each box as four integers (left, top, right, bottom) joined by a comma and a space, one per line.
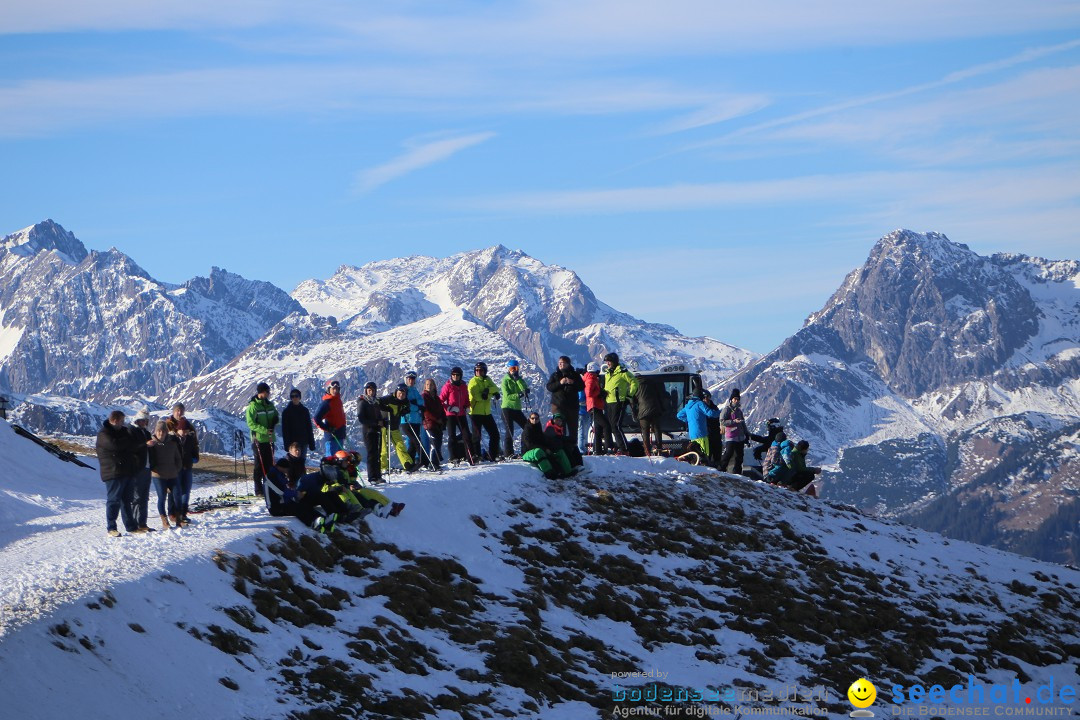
676, 388, 820, 493
95, 403, 200, 535
96, 350, 820, 537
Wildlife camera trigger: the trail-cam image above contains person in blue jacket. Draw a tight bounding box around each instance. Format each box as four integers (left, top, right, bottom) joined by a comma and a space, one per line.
402, 371, 429, 467
676, 389, 722, 461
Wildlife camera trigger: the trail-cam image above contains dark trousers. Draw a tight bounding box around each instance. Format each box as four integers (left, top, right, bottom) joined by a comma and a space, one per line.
784, 470, 817, 492
176, 468, 194, 517
153, 476, 178, 517
565, 412, 579, 452
363, 427, 382, 482
502, 408, 528, 456
425, 426, 444, 469
708, 422, 724, 465
720, 441, 746, 475
253, 440, 274, 494
606, 402, 628, 452
638, 414, 662, 455
590, 408, 611, 454
295, 489, 349, 527
471, 413, 501, 460
105, 475, 136, 532
446, 416, 473, 462
132, 468, 152, 528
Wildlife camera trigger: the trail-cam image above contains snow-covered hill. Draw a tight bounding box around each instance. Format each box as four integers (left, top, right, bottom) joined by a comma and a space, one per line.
723, 230, 1080, 563
1, 417, 1078, 719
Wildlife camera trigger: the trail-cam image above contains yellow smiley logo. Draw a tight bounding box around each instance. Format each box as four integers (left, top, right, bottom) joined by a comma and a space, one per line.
847, 678, 877, 708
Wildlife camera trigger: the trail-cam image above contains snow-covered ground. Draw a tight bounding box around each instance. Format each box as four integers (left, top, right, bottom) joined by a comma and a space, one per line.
1, 416, 1078, 720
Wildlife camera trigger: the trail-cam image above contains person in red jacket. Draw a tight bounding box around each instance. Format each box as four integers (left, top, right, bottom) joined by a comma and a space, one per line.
439, 367, 474, 464
583, 362, 611, 455
314, 379, 348, 456
421, 378, 446, 471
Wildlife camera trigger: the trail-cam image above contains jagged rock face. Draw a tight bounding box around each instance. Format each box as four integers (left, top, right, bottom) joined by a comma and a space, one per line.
723, 230, 1079, 563
809, 230, 1040, 397
0, 222, 303, 403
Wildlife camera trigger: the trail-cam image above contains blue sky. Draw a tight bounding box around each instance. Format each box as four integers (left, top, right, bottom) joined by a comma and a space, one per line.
2, 2, 1079, 354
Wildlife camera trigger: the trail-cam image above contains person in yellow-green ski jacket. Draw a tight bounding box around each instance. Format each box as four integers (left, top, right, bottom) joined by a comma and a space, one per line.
500, 359, 530, 457
245, 382, 278, 495
468, 361, 502, 461
602, 352, 637, 453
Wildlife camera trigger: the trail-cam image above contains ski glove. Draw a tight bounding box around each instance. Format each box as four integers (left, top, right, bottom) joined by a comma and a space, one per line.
493, 393, 501, 401
449, 406, 460, 414
481, 389, 489, 400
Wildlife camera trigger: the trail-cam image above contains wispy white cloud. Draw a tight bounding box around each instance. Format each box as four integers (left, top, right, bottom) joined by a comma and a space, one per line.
0, 0, 300, 33
648, 95, 771, 135
0, 65, 482, 137
352, 132, 496, 194
749, 64, 1080, 165
697, 38, 1080, 148
458, 164, 1080, 214
6, 1, 1080, 56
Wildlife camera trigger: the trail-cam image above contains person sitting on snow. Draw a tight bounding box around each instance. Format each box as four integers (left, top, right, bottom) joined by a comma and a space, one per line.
780, 439, 821, 496
262, 458, 347, 534
323, 452, 405, 519
521, 412, 574, 480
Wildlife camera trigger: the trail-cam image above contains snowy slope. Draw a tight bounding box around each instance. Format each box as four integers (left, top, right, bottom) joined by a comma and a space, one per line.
1, 417, 1078, 719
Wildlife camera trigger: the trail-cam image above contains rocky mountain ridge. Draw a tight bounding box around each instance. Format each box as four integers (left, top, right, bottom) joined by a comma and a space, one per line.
721, 230, 1080, 563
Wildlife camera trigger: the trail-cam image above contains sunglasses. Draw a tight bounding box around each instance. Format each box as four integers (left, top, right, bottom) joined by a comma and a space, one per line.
528, 415, 539, 421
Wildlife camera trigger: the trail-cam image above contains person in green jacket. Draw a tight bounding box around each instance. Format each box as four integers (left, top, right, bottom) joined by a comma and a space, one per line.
602, 352, 638, 453
500, 359, 530, 457
245, 382, 279, 495
468, 361, 502, 461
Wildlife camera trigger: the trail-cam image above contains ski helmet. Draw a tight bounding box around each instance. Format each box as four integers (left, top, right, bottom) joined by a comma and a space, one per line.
396, 383, 408, 394
334, 450, 350, 461
404, 371, 417, 380
326, 379, 340, 390
586, 362, 599, 373
450, 366, 463, 376
506, 359, 519, 369
256, 382, 270, 394
603, 352, 619, 364
700, 389, 712, 401
364, 381, 377, 391
474, 362, 487, 373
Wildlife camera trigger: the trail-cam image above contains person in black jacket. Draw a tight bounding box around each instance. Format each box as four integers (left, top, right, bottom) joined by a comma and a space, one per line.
129, 409, 154, 533
545, 356, 584, 447
281, 388, 316, 456
356, 382, 386, 483
633, 375, 667, 457
95, 410, 137, 537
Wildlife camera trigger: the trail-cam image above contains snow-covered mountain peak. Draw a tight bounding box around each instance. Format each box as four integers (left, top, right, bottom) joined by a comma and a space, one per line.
871, 228, 972, 268
0, 220, 88, 265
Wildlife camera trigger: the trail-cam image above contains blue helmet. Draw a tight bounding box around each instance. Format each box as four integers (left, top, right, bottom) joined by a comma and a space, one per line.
506, 359, 519, 368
